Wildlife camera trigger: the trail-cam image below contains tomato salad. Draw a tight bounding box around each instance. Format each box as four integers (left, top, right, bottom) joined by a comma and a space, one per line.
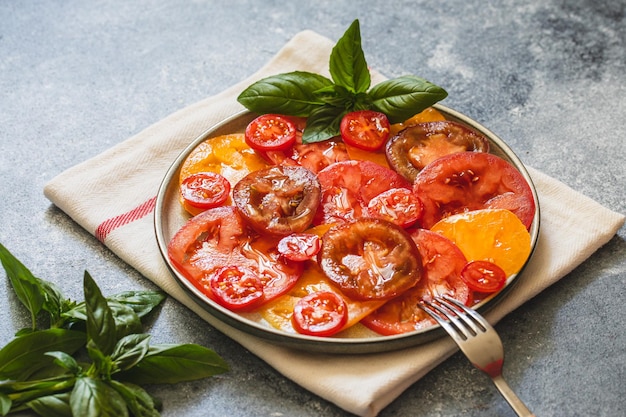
167, 107, 536, 338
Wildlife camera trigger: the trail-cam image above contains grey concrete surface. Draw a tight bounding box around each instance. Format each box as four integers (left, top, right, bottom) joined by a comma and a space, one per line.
1, 1, 625, 416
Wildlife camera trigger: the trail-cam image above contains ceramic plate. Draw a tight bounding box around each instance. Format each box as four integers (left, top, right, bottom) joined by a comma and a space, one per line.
154, 104, 540, 354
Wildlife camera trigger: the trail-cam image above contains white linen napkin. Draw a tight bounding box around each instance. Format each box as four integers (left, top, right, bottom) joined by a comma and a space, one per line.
43, 30, 625, 417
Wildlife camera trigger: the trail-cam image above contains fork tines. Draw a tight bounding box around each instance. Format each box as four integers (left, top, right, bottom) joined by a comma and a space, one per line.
420, 296, 488, 340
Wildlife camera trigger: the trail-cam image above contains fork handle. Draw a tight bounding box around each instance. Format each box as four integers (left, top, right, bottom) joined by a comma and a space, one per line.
490, 375, 535, 417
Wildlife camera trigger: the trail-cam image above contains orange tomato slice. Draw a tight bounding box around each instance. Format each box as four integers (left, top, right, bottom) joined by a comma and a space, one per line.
179, 133, 268, 215
260, 262, 386, 334
430, 208, 531, 277
389, 106, 447, 136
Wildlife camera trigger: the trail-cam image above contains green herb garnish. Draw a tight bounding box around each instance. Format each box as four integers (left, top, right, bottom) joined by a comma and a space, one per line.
0, 243, 228, 416
237, 19, 448, 144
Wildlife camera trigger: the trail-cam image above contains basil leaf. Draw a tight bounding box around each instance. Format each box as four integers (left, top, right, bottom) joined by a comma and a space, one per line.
0, 393, 11, 415
109, 381, 160, 417
39, 279, 69, 327
329, 19, 370, 94
301, 105, 346, 144
83, 272, 116, 356
107, 301, 143, 340
0, 329, 85, 380
237, 71, 333, 116
107, 291, 166, 319
45, 351, 80, 374
117, 343, 229, 385
0, 243, 45, 327
27, 393, 72, 417
111, 334, 151, 372
368, 75, 448, 123
71, 377, 128, 417
85, 339, 115, 381
314, 84, 355, 108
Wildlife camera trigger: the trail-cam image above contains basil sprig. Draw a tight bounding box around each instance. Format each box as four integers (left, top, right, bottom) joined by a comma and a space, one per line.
237, 19, 448, 143
0, 243, 228, 417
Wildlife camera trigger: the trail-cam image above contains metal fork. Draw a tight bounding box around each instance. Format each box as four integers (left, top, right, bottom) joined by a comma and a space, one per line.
420, 295, 535, 417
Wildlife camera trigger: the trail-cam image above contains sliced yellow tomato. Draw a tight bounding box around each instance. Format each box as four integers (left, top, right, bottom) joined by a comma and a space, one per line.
260, 261, 386, 334
389, 106, 447, 136
179, 133, 269, 215
344, 143, 390, 168
430, 209, 531, 277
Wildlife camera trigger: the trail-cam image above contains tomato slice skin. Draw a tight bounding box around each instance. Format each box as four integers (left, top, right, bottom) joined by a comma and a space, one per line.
414, 152, 536, 229
180, 172, 231, 211
386, 121, 490, 182
233, 165, 321, 236
367, 188, 424, 228
209, 265, 265, 311
318, 218, 422, 301
361, 229, 470, 335
292, 291, 348, 337
245, 114, 297, 151
340, 110, 391, 151
460, 260, 507, 293
277, 233, 321, 262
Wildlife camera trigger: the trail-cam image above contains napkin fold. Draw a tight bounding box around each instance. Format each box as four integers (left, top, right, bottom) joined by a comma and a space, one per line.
44, 30, 625, 417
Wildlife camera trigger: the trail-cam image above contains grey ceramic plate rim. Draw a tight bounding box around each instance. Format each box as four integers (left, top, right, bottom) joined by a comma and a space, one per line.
154, 104, 541, 354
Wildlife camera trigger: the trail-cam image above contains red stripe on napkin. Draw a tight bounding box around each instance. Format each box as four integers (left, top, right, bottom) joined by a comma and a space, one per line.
95, 196, 157, 242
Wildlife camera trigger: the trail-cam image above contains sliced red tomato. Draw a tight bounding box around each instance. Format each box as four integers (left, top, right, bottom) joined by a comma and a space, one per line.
232, 165, 321, 236
167, 206, 302, 308
460, 260, 507, 293
277, 233, 321, 262
367, 188, 424, 228
262, 138, 351, 174
314, 160, 412, 225
180, 172, 231, 211
245, 114, 297, 151
239, 233, 304, 302
209, 265, 264, 311
386, 121, 489, 182
414, 152, 536, 229
340, 110, 390, 151
291, 291, 348, 337
361, 229, 470, 335
167, 206, 248, 283
318, 218, 422, 301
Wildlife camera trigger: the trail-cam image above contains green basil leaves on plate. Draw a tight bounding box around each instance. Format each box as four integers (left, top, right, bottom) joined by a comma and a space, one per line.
237, 19, 448, 144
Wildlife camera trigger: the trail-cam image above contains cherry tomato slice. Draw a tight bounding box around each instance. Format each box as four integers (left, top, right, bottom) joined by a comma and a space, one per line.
340, 110, 391, 151
180, 172, 231, 211
314, 160, 412, 225
386, 121, 490, 182
318, 218, 422, 301
209, 265, 264, 311
414, 152, 536, 229
292, 291, 348, 337
233, 165, 321, 236
460, 260, 507, 293
367, 188, 424, 228
245, 114, 297, 151
277, 233, 321, 262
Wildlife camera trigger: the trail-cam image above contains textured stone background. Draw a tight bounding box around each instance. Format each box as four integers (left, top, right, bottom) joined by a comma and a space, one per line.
1, 1, 624, 416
